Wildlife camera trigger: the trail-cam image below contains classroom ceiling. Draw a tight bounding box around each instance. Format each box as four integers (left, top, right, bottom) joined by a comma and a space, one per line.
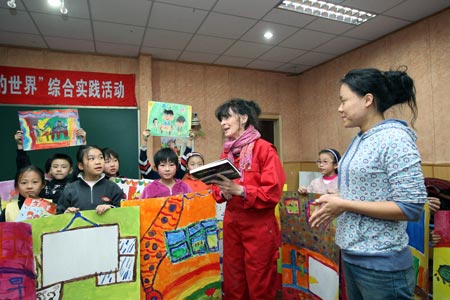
0, 0, 449, 75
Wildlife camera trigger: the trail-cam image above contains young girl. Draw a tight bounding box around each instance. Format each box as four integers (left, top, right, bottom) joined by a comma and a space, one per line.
140, 147, 192, 198
0, 165, 46, 222
182, 152, 211, 192
103, 147, 124, 178
298, 148, 341, 194
57, 145, 123, 215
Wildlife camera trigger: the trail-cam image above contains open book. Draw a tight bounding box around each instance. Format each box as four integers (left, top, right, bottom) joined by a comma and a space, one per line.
190, 158, 241, 184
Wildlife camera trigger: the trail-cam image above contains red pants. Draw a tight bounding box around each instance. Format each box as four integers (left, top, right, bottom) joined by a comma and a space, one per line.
222, 209, 281, 300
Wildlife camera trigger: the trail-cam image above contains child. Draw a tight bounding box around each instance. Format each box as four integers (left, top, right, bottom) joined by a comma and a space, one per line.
103, 147, 125, 178
182, 152, 211, 192
0, 165, 46, 222
57, 145, 123, 215
298, 148, 341, 194
140, 147, 192, 198
14, 130, 81, 204
139, 130, 192, 180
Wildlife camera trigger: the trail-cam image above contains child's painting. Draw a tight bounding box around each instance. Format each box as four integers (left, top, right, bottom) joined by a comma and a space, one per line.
147, 101, 192, 137
16, 197, 57, 221
433, 211, 450, 300
280, 191, 339, 300
0, 179, 18, 209
406, 203, 430, 300
18, 109, 83, 151
0, 222, 36, 300
160, 136, 188, 157
121, 190, 222, 300
111, 177, 153, 200
24, 207, 140, 300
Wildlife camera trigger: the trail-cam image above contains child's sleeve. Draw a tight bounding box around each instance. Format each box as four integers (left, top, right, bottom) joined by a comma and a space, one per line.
16, 149, 31, 171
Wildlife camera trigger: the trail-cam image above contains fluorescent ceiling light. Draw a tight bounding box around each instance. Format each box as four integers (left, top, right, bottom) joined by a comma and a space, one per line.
277, 0, 376, 25
7, 0, 16, 8
48, 0, 61, 7
264, 31, 274, 39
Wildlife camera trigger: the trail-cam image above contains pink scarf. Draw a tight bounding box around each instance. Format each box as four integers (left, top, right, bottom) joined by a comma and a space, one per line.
223, 125, 261, 181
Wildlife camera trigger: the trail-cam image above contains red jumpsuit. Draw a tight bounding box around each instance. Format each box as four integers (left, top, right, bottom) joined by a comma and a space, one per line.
212, 138, 286, 300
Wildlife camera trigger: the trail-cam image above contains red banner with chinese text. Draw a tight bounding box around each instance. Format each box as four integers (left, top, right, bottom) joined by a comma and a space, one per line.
0, 66, 137, 107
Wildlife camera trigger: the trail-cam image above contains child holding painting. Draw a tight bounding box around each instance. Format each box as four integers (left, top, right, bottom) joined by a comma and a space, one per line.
182, 152, 211, 192
298, 148, 341, 194
57, 145, 123, 215
139, 129, 193, 180
14, 129, 86, 204
0, 165, 46, 222
140, 147, 192, 198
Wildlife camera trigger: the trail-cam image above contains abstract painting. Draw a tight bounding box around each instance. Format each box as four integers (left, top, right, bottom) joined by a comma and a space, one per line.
121, 190, 221, 300
18, 109, 83, 151
24, 207, 140, 300
433, 211, 450, 300
280, 192, 339, 300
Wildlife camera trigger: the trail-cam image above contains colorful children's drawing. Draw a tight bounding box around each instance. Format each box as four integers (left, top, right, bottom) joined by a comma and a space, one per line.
0, 222, 36, 300
111, 177, 153, 200
18, 108, 82, 151
406, 203, 430, 299
24, 207, 140, 300
16, 197, 57, 221
433, 211, 450, 300
121, 190, 221, 300
160, 136, 188, 157
280, 191, 339, 300
147, 101, 192, 137
0, 179, 18, 209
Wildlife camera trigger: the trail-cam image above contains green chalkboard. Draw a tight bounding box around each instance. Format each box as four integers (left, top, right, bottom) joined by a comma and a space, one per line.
0, 106, 140, 181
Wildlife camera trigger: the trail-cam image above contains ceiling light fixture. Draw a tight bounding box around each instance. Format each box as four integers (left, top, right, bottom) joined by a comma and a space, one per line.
264, 31, 274, 39
60, 0, 68, 15
7, 0, 16, 8
48, 0, 61, 7
277, 0, 376, 25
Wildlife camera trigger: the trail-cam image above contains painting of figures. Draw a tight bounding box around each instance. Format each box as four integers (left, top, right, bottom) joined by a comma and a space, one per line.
147, 101, 192, 137
18, 108, 83, 151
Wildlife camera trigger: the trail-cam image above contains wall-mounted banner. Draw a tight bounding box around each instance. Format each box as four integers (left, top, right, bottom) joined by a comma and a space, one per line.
0, 66, 137, 107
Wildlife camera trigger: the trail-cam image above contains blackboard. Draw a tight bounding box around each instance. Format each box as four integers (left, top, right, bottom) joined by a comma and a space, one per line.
0, 106, 140, 181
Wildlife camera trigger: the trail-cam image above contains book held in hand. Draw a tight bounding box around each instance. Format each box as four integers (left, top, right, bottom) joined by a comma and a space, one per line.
190, 158, 241, 184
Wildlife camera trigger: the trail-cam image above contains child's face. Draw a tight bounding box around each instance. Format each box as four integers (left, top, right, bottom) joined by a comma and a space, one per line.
104, 155, 120, 177
48, 158, 72, 180
17, 170, 45, 199
316, 153, 337, 177
78, 148, 105, 180
187, 156, 204, 171
157, 160, 177, 181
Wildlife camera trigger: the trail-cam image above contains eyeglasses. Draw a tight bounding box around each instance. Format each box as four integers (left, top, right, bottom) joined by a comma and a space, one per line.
316, 160, 333, 165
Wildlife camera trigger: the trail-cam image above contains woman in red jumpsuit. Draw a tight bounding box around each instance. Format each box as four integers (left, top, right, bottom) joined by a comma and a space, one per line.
210, 98, 286, 300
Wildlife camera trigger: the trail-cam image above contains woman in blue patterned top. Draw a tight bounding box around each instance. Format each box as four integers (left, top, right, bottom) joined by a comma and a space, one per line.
309, 67, 427, 300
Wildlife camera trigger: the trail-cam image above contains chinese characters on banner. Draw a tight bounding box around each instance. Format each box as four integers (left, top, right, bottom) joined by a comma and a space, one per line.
0, 66, 137, 107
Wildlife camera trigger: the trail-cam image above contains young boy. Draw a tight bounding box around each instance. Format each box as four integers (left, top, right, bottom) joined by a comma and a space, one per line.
14, 129, 86, 204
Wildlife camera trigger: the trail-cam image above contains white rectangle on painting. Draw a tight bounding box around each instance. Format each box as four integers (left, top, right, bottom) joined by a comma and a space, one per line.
299, 171, 322, 190
308, 256, 339, 300
42, 225, 119, 286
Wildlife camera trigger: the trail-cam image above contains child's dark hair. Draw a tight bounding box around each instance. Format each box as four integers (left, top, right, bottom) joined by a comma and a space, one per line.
319, 148, 341, 174
176, 115, 186, 123
215, 98, 262, 131
163, 109, 174, 116
44, 153, 73, 173
72, 145, 104, 179
154, 147, 179, 168
103, 147, 119, 161
14, 165, 45, 189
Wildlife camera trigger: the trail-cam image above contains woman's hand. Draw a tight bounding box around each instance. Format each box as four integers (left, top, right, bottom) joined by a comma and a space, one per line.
210, 174, 244, 199
64, 207, 80, 214
76, 128, 87, 145
96, 204, 112, 215
308, 193, 345, 228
